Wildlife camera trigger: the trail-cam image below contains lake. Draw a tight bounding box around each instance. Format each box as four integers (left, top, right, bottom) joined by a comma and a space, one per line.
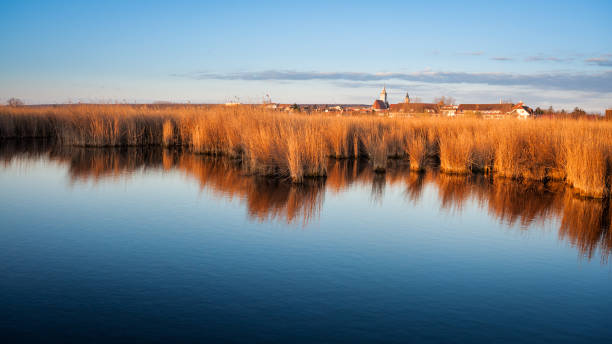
1, 141, 611, 343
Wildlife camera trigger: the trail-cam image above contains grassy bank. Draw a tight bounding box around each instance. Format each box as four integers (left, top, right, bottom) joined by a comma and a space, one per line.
1, 104, 611, 198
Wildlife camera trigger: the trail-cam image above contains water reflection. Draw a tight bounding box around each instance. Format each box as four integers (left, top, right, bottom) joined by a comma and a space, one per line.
1, 140, 610, 261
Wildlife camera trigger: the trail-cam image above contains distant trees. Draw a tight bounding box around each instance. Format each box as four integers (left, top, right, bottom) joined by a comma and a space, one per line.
536, 105, 600, 119
572, 107, 586, 116
290, 103, 300, 112
434, 96, 456, 105
7, 98, 24, 107
534, 107, 544, 116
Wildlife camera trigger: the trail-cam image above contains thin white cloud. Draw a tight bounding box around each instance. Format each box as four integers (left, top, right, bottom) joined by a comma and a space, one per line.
585, 56, 612, 67
525, 55, 574, 63
176, 70, 612, 93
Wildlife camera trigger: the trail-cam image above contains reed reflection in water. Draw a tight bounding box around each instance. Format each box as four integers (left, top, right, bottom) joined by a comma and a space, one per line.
1, 140, 610, 262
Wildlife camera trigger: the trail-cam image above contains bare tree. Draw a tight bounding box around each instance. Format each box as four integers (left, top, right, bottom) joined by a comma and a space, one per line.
7, 98, 24, 107
433, 96, 456, 105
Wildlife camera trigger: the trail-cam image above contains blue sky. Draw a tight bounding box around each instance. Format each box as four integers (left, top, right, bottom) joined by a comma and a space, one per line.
1, 0, 611, 111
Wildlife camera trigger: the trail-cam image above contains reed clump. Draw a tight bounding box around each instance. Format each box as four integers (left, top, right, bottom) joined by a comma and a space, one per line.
324, 119, 356, 159
1, 104, 612, 197
563, 129, 611, 198
437, 126, 474, 174
493, 122, 559, 181
403, 127, 433, 171
360, 121, 390, 172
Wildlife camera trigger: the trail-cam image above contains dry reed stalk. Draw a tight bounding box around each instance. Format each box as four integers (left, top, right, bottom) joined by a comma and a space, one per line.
299, 124, 327, 179
324, 119, 353, 158
162, 120, 175, 147
564, 132, 609, 198
385, 121, 406, 159
360, 122, 388, 172
493, 123, 543, 180
470, 128, 495, 173
438, 126, 474, 174
241, 120, 286, 178
403, 127, 431, 171
283, 121, 327, 182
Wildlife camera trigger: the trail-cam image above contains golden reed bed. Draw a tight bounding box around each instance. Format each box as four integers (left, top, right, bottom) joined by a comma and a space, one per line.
1, 104, 611, 198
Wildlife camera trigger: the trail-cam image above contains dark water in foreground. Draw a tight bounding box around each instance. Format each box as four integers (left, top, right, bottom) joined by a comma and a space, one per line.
0, 141, 611, 343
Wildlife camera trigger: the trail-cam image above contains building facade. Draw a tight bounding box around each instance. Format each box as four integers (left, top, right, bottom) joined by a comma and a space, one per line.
369, 88, 534, 118
372, 86, 389, 111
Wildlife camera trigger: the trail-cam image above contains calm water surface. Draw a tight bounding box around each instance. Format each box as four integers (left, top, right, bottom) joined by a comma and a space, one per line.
1, 142, 611, 343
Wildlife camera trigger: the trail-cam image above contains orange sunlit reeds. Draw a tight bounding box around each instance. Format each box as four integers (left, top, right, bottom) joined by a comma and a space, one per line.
1, 104, 611, 197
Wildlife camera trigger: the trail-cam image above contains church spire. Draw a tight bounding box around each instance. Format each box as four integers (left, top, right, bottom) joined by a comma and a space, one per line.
379, 85, 388, 106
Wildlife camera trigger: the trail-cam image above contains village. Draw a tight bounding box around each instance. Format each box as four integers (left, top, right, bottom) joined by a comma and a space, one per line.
253, 86, 539, 119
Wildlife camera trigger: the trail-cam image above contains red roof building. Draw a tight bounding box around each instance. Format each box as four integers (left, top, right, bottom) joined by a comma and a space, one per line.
456, 103, 533, 118
372, 99, 388, 110
389, 103, 440, 114
456, 103, 514, 114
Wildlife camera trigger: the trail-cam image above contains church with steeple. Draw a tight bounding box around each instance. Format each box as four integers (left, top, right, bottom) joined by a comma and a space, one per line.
372, 86, 389, 111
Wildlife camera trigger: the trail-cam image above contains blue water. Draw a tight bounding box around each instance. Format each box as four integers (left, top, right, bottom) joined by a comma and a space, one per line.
0, 146, 611, 343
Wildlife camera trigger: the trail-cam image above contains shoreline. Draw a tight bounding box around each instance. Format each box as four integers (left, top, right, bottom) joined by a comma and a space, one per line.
1, 104, 611, 198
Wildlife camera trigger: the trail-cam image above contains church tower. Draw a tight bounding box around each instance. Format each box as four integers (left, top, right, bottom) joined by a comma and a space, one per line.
380, 86, 388, 107
404, 92, 410, 104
